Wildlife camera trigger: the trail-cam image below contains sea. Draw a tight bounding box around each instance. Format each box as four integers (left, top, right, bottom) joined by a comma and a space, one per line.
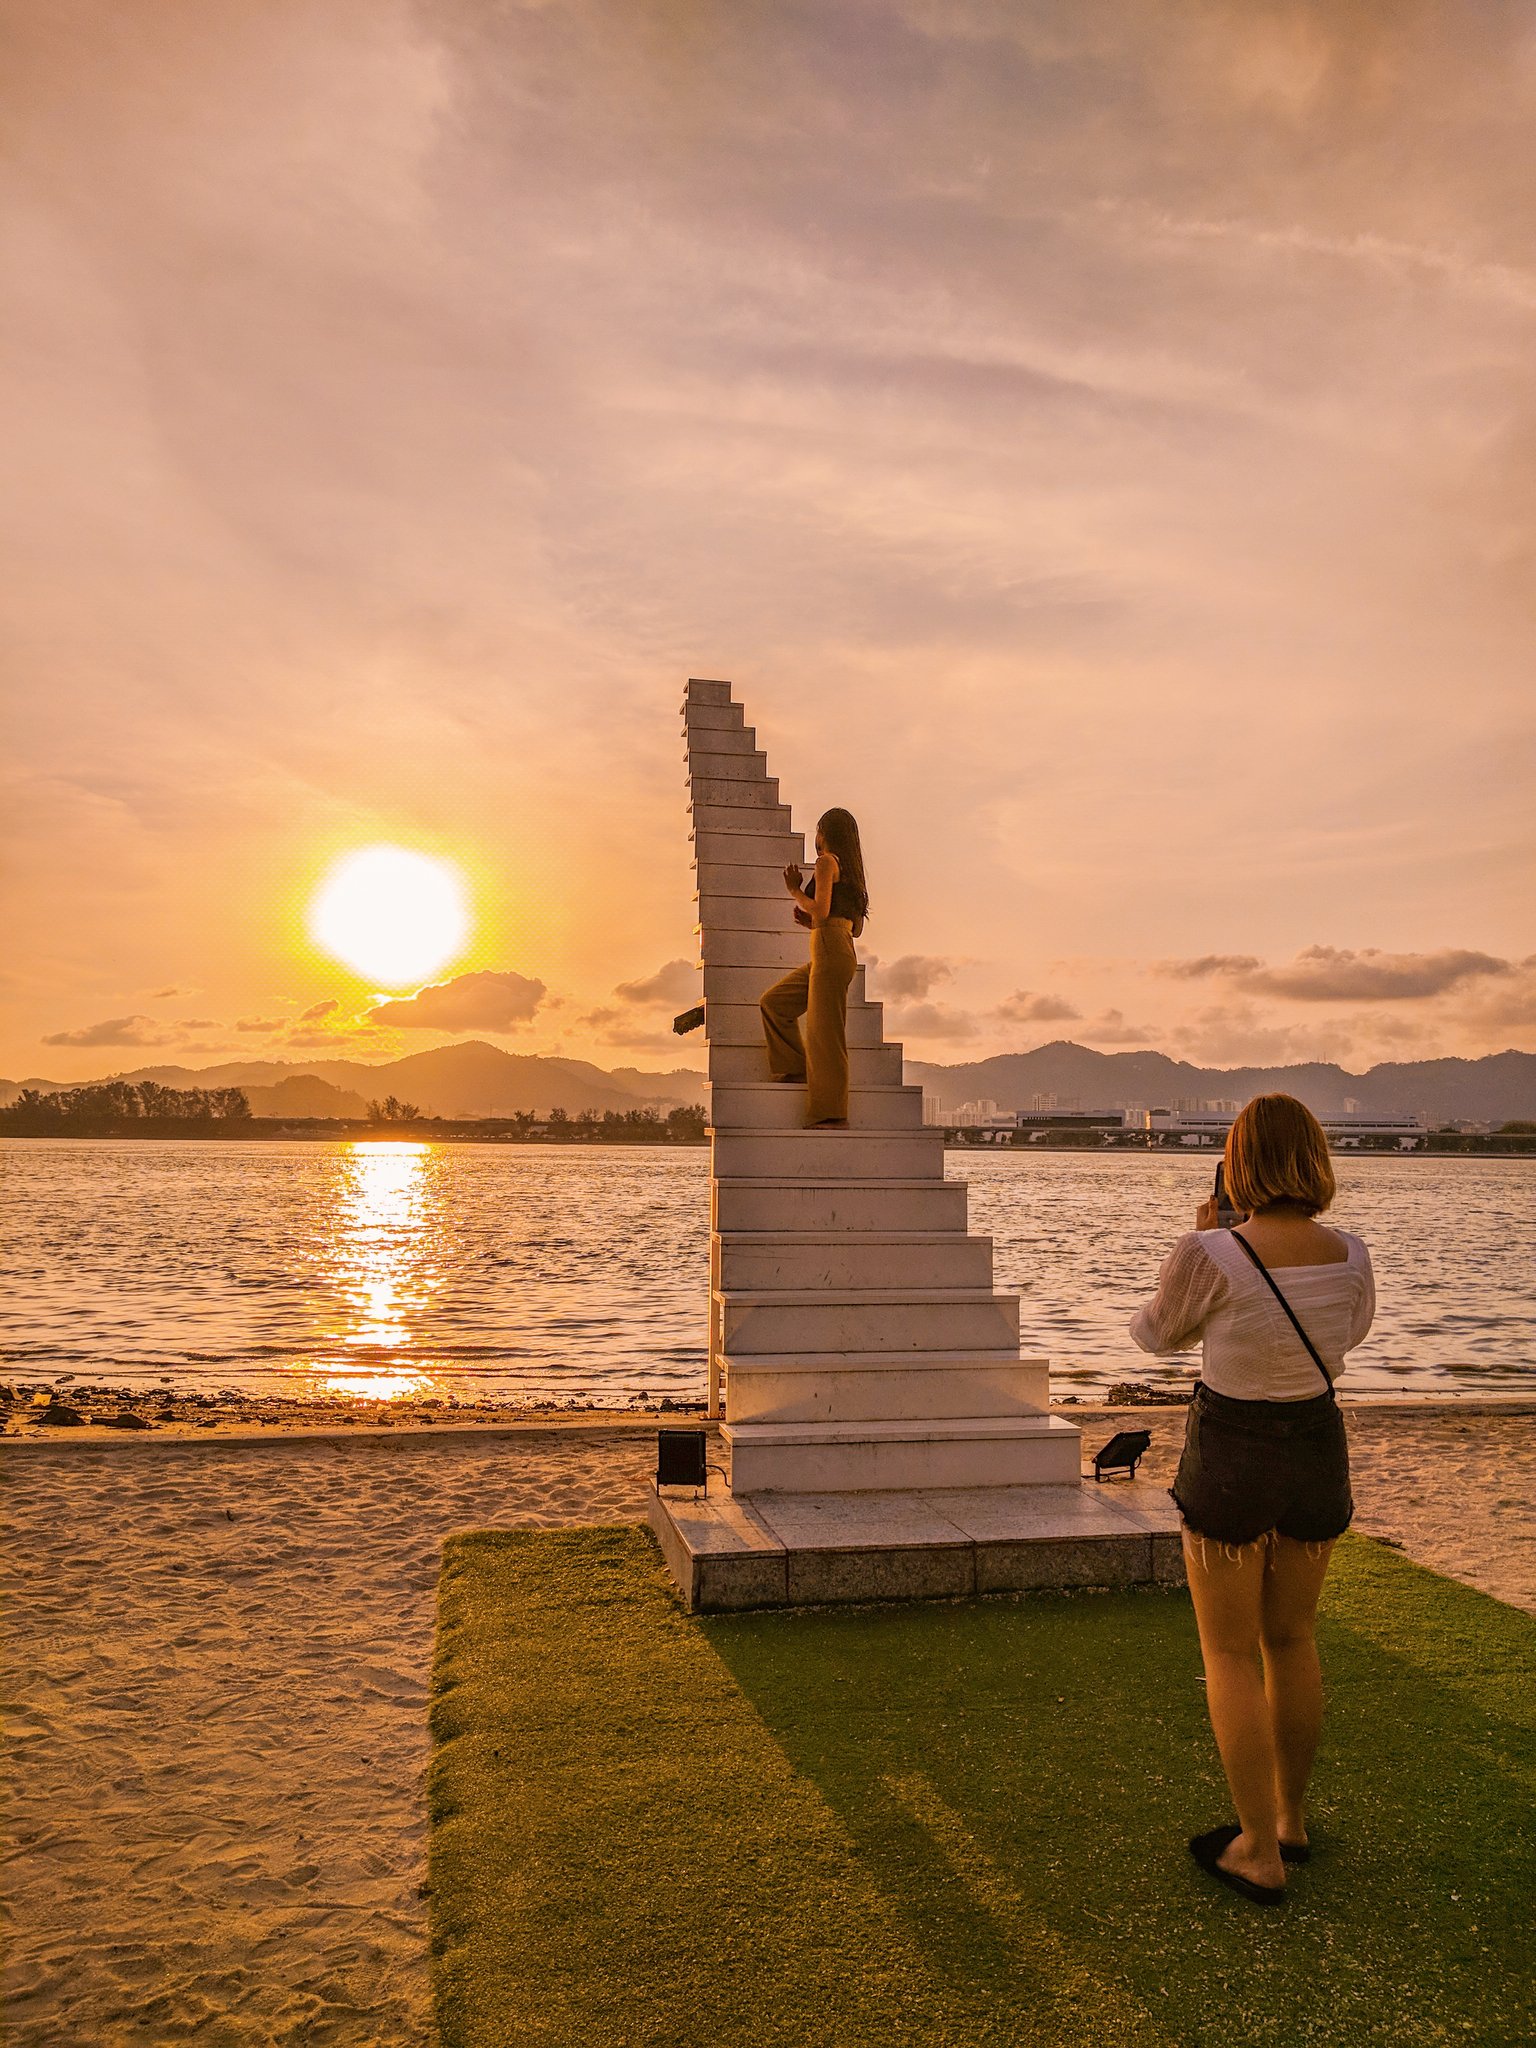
2, 1140, 1531, 1406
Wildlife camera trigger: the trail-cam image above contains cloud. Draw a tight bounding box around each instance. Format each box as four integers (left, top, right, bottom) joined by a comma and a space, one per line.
178, 1016, 220, 1029
41, 1014, 173, 1048
613, 959, 699, 1008
297, 997, 340, 1022
147, 984, 190, 999
877, 955, 957, 1001
1077, 1009, 1159, 1047
885, 1001, 980, 1041
237, 1017, 284, 1033
1154, 954, 1264, 981
1246, 947, 1515, 1002
1174, 1002, 1359, 1067
993, 988, 1080, 1024
367, 969, 547, 1033
1154, 946, 1517, 1002
1452, 965, 1536, 1035
581, 1003, 701, 1053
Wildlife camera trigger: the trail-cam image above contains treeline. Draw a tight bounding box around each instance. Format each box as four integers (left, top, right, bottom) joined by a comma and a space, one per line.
356, 1102, 705, 1140
539, 1105, 706, 1142
0, 1090, 707, 1142
0, 1081, 252, 1135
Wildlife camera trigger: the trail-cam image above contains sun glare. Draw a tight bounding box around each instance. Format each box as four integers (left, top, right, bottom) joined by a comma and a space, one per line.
308, 846, 470, 988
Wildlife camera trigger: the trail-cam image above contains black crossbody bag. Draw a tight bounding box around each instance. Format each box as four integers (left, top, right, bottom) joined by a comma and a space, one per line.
1228, 1231, 1337, 1401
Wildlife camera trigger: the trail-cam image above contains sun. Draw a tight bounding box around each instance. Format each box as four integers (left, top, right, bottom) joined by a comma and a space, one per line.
308, 846, 470, 988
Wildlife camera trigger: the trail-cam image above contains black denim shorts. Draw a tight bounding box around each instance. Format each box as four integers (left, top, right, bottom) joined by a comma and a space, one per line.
1170, 1382, 1353, 1547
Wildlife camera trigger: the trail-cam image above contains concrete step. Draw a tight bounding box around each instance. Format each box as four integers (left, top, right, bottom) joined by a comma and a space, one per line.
699, 927, 811, 970
696, 866, 805, 901
683, 677, 735, 708
712, 1176, 969, 1235
712, 1125, 944, 1183
718, 1286, 1021, 1356
689, 773, 782, 810
685, 725, 757, 755
680, 700, 744, 731
693, 827, 805, 867
704, 963, 867, 1006
723, 1352, 1049, 1424
723, 1414, 1083, 1494
717, 1231, 993, 1291
692, 802, 795, 839
686, 749, 770, 785
709, 1081, 924, 1132
696, 893, 803, 931
700, 998, 885, 1047
708, 1040, 903, 1086
650, 1475, 1182, 1610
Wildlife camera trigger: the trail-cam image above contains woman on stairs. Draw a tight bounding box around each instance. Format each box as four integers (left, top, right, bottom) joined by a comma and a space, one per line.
759, 807, 869, 1128
1130, 1093, 1376, 1907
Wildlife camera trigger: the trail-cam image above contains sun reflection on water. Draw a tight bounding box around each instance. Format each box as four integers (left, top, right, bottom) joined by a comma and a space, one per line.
317, 1141, 445, 1398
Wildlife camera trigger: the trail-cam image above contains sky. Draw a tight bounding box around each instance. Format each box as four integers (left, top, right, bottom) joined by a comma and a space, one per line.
3, 0, 1533, 1083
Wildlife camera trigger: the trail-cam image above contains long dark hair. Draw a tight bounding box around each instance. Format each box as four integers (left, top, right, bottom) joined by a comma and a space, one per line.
816, 807, 868, 919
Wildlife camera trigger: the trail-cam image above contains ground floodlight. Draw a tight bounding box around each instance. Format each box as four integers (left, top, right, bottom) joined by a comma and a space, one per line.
656, 1428, 708, 1491
1093, 1429, 1152, 1481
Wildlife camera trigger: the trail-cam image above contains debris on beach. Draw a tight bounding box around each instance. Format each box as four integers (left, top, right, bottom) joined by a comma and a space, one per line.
1104, 1380, 1191, 1406
36, 1403, 85, 1427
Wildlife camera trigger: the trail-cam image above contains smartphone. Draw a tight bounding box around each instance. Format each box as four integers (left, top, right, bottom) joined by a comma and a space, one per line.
1213, 1160, 1243, 1228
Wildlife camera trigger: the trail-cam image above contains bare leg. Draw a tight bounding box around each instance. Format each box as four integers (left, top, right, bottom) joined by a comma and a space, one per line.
1183, 1530, 1286, 1889
1260, 1535, 1336, 1845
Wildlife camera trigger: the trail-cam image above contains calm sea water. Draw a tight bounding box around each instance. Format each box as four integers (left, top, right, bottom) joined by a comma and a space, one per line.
1, 1140, 1531, 1404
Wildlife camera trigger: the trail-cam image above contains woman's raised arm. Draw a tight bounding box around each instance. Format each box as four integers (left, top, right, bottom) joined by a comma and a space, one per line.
1130, 1233, 1230, 1354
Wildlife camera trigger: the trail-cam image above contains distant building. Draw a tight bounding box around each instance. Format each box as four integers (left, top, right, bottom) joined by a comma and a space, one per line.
1137, 1107, 1426, 1149
1014, 1109, 1124, 1134
952, 1097, 1013, 1129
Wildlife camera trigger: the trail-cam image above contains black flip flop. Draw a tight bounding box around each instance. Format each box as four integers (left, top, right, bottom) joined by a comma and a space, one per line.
1189, 1826, 1286, 1906
1199, 1819, 1312, 1865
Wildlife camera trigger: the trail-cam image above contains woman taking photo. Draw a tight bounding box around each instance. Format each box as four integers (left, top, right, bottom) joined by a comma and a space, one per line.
1130, 1093, 1375, 1905
759, 807, 868, 1127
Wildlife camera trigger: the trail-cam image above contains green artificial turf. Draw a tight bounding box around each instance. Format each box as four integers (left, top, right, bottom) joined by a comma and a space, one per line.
428, 1528, 1535, 2048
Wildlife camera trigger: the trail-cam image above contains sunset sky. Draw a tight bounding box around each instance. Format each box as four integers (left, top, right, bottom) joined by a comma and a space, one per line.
4, 0, 1533, 1083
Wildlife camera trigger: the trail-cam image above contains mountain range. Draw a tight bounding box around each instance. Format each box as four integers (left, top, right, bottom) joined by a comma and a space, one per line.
4, 1038, 1534, 1123
903, 1043, 1536, 1123
0, 1040, 710, 1120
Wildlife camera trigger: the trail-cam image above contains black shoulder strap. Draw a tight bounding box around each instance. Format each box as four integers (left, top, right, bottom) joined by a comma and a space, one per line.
1228, 1231, 1336, 1397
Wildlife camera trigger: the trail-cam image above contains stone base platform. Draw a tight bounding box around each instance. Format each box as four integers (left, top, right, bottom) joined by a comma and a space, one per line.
647, 1477, 1186, 1612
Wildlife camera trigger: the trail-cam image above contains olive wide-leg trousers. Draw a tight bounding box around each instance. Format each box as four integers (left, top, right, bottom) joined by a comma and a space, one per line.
759, 918, 858, 1123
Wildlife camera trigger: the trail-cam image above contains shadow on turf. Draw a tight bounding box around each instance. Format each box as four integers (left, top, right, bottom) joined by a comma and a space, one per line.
697, 1533, 1536, 2048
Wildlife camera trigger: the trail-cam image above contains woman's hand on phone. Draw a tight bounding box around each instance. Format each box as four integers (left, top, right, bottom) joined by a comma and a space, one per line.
1195, 1197, 1220, 1232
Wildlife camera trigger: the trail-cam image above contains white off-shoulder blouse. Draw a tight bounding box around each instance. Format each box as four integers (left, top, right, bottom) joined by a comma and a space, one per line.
1129, 1228, 1376, 1402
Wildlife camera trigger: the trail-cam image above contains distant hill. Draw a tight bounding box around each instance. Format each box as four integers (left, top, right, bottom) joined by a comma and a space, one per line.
903, 1043, 1536, 1124
3, 1039, 1532, 1124
0, 1040, 708, 1119
243, 1076, 371, 1119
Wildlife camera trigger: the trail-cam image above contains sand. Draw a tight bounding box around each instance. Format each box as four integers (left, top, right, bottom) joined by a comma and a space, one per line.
3, 1405, 1533, 2047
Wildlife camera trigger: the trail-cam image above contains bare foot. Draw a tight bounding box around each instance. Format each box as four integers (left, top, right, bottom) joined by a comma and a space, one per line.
1277, 1814, 1310, 1849
1219, 1832, 1286, 1890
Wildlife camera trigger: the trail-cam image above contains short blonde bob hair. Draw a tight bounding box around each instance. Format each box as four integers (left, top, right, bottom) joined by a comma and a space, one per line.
1224, 1093, 1336, 1216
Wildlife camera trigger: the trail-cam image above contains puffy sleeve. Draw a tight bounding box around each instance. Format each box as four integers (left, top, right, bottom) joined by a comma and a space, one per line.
1129, 1233, 1230, 1355
1347, 1239, 1377, 1351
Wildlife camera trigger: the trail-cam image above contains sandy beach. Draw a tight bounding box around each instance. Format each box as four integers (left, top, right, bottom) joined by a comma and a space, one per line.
3, 1403, 1533, 2047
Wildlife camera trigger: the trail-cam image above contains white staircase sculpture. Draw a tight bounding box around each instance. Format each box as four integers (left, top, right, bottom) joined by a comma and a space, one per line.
685, 675, 1083, 1496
